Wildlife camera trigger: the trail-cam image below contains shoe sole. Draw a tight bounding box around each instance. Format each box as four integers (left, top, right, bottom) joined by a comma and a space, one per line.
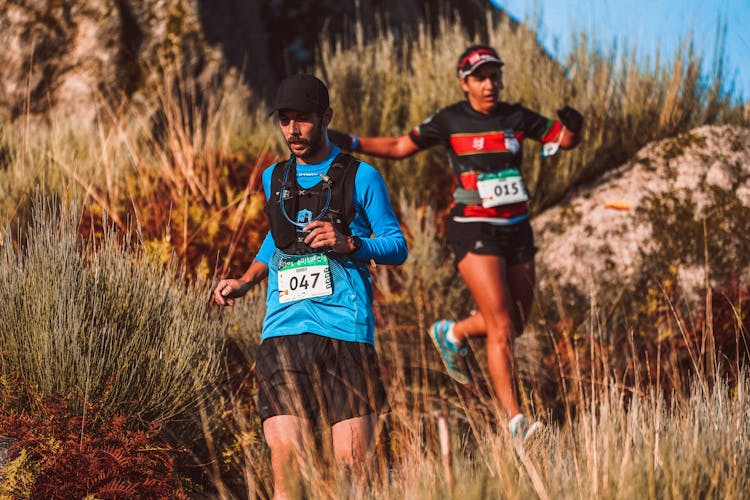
523, 422, 543, 441
429, 323, 471, 384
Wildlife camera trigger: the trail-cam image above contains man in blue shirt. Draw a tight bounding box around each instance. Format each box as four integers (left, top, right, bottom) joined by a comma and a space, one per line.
213, 74, 407, 498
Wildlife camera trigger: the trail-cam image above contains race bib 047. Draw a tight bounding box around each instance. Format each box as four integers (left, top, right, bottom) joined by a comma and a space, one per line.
278, 254, 332, 303
476, 170, 529, 208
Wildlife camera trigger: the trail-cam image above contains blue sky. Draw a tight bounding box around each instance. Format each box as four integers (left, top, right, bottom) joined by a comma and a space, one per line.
490, 0, 750, 102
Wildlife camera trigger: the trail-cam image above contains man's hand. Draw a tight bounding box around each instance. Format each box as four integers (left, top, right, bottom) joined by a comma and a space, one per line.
556, 106, 584, 133
303, 220, 355, 254
328, 129, 354, 150
213, 278, 251, 306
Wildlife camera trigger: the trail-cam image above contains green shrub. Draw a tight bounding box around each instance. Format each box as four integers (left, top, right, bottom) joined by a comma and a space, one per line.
0, 197, 224, 423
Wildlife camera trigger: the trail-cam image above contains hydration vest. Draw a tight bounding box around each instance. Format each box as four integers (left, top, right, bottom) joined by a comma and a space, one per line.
265, 153, 360, 255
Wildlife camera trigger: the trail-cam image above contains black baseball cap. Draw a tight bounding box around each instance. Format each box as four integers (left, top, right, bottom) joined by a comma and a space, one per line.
270, 74, 330, 115
456, 45, 504, 78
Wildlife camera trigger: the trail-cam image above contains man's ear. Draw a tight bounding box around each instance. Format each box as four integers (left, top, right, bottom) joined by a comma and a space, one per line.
322, 107, 333, 126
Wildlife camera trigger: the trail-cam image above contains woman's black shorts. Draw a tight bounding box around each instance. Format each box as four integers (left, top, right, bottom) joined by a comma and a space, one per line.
255, 333, 386, 424
446, 217, 537, 267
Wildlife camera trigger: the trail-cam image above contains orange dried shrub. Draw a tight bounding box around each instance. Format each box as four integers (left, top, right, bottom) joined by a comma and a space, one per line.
0, 384, 189, 499
79, 149, 275, 280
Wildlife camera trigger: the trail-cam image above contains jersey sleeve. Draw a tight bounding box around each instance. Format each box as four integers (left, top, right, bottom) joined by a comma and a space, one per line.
517, 105, 563, 143
407, 109, 449, 149
351, 163, 408, 265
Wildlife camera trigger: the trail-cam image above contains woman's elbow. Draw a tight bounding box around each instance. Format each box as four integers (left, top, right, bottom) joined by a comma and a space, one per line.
392, 136, 420, 159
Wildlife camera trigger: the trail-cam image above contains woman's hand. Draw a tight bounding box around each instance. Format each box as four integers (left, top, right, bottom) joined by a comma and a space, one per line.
327, 129, 354, 150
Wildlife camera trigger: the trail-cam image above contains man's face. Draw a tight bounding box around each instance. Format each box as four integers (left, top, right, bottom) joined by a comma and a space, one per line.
460, 63, 503, 113
278, 109, 327, 160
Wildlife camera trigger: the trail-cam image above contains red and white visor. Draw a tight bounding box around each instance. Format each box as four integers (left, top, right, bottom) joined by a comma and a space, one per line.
457, 49, 504, 78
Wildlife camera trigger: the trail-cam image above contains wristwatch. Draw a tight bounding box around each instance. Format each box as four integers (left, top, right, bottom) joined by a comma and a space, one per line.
348, 235, 363, 254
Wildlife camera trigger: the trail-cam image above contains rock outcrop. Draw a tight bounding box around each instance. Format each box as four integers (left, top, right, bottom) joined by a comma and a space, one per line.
533, 125, 750, 305
0, 0, 233, 122
0, 0, 496, 123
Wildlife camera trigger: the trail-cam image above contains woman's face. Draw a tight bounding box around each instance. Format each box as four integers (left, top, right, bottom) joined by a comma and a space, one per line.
460, 63, 503, 114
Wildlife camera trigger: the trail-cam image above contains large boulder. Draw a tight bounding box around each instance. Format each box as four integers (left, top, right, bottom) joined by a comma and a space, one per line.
0, 0, 498, 124
533, 125, 750, 306
0, 0, 245, 123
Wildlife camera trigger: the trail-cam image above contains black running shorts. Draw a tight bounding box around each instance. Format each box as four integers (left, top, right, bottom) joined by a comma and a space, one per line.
255, 333, 386, 424
446, 217, 537, 267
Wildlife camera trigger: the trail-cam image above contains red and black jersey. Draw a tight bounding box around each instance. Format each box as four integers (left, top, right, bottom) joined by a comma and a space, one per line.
408, 100, 563, 222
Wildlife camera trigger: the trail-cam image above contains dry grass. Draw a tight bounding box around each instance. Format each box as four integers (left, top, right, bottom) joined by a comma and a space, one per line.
0, 67, 278, 279
0, 197, 225, 424
0, 9, 748, 498
196, 200, 749, 499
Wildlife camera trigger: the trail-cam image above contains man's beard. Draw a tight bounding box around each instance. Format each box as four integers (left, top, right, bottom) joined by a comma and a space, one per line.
287, 125, 324, 160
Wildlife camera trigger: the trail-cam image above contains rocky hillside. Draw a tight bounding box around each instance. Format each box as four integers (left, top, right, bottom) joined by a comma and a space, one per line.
533, 124, 750, 306
0, 0, 495, 123
0, 0, 256, 122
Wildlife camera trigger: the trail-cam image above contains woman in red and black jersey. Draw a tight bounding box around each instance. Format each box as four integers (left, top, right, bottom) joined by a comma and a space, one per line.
330, 45, 583, 439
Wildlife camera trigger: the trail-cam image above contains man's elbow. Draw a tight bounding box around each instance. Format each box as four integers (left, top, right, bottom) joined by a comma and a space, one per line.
394, 241, 408, 264
378, 241, 408, 265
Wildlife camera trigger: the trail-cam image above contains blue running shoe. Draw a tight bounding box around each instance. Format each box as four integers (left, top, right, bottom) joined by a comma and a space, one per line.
430, 320, 471, 384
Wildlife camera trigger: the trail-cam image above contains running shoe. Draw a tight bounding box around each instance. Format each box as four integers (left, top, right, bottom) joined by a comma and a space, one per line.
508, 413, 543, 441
430, 320, 472, 384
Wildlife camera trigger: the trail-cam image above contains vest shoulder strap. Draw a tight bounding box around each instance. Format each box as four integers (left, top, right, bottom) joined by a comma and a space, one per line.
328, 153, 360, 214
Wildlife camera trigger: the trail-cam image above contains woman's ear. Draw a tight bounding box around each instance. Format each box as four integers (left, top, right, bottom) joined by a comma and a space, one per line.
458, 76, 470, 94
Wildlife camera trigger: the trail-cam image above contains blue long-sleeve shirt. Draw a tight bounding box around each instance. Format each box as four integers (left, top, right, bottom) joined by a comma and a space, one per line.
254, 146, 407, 344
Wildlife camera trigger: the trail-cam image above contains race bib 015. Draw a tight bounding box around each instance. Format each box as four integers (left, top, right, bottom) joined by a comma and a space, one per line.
476, 170, 529, 208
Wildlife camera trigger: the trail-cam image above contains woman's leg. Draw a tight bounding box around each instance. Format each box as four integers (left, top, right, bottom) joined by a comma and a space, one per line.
453, 259, 535, 340
454, 252, 523, 416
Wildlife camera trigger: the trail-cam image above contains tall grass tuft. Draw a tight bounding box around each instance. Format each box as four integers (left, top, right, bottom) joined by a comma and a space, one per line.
88, 68, 279, 276
0, 66, 281, 278
538, 372, 750, 499
0, 196, 225, 423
